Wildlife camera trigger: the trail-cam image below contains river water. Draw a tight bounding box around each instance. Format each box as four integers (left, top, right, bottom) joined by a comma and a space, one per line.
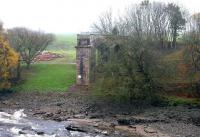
0, 109, 118, 137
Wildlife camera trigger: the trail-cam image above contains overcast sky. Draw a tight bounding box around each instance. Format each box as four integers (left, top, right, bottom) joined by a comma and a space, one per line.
0, 0, 199, 34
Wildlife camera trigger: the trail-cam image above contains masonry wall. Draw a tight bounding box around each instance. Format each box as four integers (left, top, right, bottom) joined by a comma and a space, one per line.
76, 46, 92, 85
76, 34, 105, 85
76, 34, 92, 85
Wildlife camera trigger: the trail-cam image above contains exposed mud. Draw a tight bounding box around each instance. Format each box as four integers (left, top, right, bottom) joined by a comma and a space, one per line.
0, 87, 200, 137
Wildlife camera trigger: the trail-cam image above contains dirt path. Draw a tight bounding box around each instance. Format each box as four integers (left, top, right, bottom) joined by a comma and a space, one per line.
0, 87, 200, 137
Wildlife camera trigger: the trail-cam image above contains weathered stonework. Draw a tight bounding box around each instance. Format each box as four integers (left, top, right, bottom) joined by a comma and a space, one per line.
76, 34, 92, 85
76, 34, 106, 85
76, 34, 130, 86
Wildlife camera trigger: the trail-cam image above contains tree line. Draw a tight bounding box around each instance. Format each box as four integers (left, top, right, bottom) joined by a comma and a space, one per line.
92, 0, 200, 102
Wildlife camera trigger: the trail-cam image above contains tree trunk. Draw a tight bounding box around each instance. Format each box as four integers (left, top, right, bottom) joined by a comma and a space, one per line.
26, 61, 31, 69
16, 60, 21, 80
172, 29, 177, 49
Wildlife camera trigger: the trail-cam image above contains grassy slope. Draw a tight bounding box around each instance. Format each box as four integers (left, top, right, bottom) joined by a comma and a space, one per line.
47, 34, 77, 51
167, 96, 200, 106
161, 48, 200, 105
14, 64, 76, 92
46, 34, 77, 63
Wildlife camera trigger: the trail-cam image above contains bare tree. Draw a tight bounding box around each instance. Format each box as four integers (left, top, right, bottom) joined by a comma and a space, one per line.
184, 13, 200, 71
166, 3, 186, 48
93, 1, 164, 101
92, 9, 114, 34
8, 27, 54, 69
151, 2, 169, 48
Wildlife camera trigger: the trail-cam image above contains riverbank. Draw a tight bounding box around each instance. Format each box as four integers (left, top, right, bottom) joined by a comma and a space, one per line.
0, 88, 200, 137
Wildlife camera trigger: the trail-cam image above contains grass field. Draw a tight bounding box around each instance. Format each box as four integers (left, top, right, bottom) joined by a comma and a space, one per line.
13, 34, 77, 92
167, 96, 200, 106
47, 34, 77, 51
13, 64, 76, 92
45, 34, 77, 63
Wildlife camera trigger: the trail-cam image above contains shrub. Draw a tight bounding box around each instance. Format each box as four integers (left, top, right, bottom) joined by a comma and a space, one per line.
0, 33, 19, 90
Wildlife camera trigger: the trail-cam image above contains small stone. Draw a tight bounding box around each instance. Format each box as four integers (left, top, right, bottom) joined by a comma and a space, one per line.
19, 131, 26, 134
56, 110, 61, 114
112, 115, 117, 118
89, 114, 104, 119
33, 111, 46, 115
53, 117, 63, 122
110, 123, 116, 127
102, 131, 108, 135
144, 127, 157, 133
45, 113, 53, 117
2, 101, 9, 105
122, 112, 130, 115
65, 125, 86, 133
15, 102, 19, 105
56, 103, 63, 106
73, 114, 85, 119
117, 119, 131, 125
129, 125, 136, 129
36, 131, 44, 135
94, 123, 99, 127
21, 126, 32, 130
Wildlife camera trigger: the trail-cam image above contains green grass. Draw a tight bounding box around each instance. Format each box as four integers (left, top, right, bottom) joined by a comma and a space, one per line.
56, 34, 77, 48
164, 48, 185, 61
13, 34, 77, 92
45, 34, 77, 63
47, 34, 77, 51
13, 64, 76, 92
166, 96, 200, 106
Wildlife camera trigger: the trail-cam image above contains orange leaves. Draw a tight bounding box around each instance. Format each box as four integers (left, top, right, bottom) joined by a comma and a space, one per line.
0, 81, 11, 89
7, 47, 19, 67
0, 33, 19, 90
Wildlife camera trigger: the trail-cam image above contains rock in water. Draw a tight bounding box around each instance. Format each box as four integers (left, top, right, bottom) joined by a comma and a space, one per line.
65, 124, 87, 132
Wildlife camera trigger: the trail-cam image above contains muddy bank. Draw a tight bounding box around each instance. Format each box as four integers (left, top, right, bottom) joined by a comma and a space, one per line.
0, 109, 127, 137
0, 90, 200, 137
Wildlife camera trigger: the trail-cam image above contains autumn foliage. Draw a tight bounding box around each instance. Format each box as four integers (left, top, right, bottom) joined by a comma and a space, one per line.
0, 33, 19, 90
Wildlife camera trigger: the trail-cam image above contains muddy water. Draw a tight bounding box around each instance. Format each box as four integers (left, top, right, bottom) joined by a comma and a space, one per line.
0, 109, 119, 137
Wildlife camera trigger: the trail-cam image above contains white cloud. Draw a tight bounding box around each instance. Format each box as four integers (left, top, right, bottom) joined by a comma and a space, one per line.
0, 0, 199, 33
